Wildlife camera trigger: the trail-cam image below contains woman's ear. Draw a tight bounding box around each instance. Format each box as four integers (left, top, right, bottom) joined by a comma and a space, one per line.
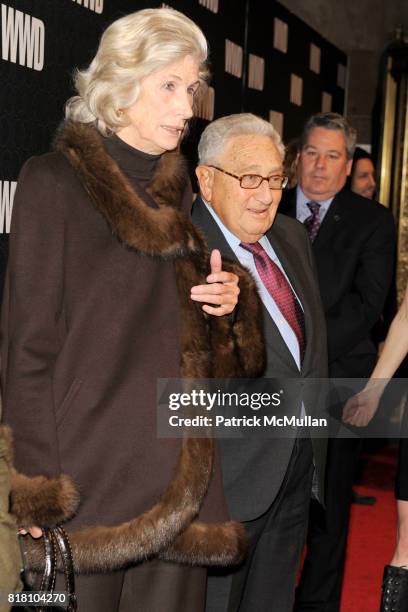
195, 166, 214, 202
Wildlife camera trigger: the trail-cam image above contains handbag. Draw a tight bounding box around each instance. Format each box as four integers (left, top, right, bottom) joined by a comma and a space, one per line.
12, 526, 77, 612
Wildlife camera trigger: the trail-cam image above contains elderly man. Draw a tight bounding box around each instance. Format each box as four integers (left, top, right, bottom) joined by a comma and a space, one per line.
279, 112, 396, 611
192, 113, 328, 612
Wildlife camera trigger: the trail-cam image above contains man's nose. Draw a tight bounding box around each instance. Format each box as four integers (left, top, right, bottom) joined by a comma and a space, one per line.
315, 154, 326, 168
255, 178, 274, 204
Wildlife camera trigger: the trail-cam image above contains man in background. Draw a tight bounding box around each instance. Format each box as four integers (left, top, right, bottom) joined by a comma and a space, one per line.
347, 144, 396, 360
280, 112, 396, 611
348, 146, 376, 199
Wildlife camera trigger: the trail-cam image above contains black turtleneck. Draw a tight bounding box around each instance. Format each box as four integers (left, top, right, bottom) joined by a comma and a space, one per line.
103, 133, 161, 185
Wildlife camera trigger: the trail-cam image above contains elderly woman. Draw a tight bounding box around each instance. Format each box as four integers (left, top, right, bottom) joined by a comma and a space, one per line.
1, 8, 265, 611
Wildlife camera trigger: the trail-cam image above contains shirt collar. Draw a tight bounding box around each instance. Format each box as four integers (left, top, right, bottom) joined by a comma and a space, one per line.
202, 197, 244, 250
296, 186, 335, 211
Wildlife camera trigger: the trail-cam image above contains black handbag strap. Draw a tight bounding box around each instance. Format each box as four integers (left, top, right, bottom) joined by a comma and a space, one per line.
39, 528, 56, 593
52, 527, 77, 612
29, 526, 77, 612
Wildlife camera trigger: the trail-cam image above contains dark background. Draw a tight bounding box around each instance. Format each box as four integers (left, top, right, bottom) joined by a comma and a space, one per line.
1, 0, 346, 177
0, 0, 346, 289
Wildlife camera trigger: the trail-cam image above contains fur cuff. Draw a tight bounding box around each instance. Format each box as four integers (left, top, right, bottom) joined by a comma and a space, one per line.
21, 520, 247, 573
1, 426, 79, 527
161, 520, 247, 566
11, 473, 79, 528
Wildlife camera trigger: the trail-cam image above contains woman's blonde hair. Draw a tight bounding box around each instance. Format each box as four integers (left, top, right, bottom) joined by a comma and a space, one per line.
65, 8, 208, 135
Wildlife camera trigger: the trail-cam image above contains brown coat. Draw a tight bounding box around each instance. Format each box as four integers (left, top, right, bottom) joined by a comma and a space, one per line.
1, 122, 265, 572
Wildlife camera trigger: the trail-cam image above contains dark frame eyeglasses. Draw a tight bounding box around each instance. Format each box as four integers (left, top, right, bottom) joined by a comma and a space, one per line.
208, 165, 289, 190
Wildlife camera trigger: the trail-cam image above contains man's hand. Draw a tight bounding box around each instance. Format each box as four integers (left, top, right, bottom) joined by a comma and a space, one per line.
342, 380, 387, 427
190, 249, 239, 316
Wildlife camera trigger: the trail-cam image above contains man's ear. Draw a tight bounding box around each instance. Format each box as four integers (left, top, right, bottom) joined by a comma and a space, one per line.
195, 165, 214, 202
346, 158, 353, 176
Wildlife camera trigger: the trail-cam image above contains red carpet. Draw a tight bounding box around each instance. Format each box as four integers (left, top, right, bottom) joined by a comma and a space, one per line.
341, 446, 398, 611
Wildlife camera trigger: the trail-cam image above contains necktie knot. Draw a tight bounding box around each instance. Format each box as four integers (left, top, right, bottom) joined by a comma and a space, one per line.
307, 201, 321, 216
240, 241, 264, 257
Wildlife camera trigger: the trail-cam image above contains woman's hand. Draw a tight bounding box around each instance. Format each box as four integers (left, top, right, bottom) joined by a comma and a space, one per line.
190, 249, 239, 316
18, 526, 43, 538
342, 380, 388, 427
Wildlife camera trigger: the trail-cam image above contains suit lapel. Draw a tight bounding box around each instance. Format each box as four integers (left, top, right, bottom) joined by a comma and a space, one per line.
312, 192, 345, 249
191, 196, 237, 261
281, 187, 348, 252
266, 220, 315, 373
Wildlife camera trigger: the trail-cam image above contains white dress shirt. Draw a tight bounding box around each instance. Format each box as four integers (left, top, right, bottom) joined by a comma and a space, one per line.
203, 199, 303, 371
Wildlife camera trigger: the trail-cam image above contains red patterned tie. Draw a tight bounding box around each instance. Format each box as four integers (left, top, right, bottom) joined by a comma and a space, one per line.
304, 201, 321, 242
240, 241, 306, 362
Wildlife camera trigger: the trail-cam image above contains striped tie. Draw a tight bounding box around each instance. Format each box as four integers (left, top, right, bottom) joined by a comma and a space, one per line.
240, 241, 306, 362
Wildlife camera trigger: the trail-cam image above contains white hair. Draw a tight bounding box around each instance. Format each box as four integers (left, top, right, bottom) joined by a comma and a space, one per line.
65, 8, 208, 135
198, 113, 285, 165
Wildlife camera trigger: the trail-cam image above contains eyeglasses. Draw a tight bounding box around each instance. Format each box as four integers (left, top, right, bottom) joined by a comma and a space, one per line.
208, 166, 288, 190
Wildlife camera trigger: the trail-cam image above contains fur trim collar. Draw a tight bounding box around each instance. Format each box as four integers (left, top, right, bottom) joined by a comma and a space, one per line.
54, 121, 205, 258
8, 121, 266, 573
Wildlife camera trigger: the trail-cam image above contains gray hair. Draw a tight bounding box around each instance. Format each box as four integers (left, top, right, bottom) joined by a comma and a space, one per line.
300, 112, 357, 159
198, 113, 285, 165
65, 8, 208, 136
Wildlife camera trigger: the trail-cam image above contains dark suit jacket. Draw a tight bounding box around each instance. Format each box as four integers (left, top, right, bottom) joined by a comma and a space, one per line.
279, 187, 396, 377
192, 196, 328, 521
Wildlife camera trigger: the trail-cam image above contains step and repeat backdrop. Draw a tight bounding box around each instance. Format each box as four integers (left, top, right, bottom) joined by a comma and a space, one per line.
0, 0, 347, 291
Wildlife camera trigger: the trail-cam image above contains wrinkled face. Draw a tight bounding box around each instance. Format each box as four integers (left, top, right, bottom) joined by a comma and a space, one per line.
117, 55, 200, 154
297, 127, 352, 201
196, 134, 284, 243
351, 158, 376, 199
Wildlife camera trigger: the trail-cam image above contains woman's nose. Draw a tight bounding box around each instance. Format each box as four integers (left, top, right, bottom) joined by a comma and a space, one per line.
177, 90, 194, 120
